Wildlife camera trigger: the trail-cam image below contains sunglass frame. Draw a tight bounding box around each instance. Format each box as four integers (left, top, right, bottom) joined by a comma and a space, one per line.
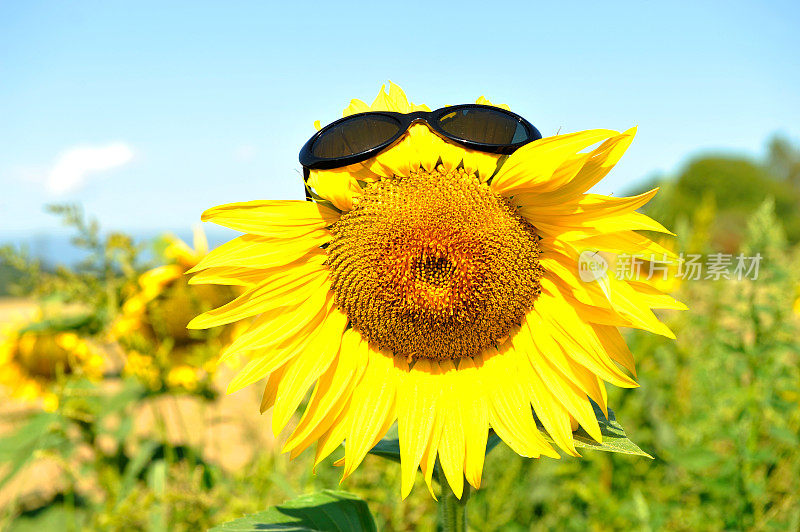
299, 103, 542, 171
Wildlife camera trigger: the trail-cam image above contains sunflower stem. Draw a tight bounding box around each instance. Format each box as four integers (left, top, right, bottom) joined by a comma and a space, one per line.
435, 463, 470, 532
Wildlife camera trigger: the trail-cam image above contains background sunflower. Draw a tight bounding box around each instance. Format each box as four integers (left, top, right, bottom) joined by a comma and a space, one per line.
0, 320, 102, 411
113, 228, 245, 395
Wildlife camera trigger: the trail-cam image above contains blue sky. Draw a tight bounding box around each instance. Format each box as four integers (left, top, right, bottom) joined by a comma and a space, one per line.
1, 1, 799, 237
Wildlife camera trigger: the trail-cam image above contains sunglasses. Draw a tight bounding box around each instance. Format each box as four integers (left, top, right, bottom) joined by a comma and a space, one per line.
299, 104, 542, 172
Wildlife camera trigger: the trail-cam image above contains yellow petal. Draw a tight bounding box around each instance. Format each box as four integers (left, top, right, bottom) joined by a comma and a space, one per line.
306, 171, 363, 211
526, 129, 638, 206
343, 99, 370, 117
519, 316, 608, 420
481, 346, 558, 459
188, 265, 329, 329
490, 130, 618, 196
314, 403, 351, 466
533, 289, 639, 387
570, 230, 679, 260
271, 307, 349, 433
220, 288, 332, 361
201, 200, 339, 236
260, 361, 291, 413
342, 348, 404, 479
370, 84, 394, 111
283, 329, 370, 455
518, 189, 659, 224
596, 276, 677, 338
554, 127, 637, 198
437, 361, 467, 499
224, 296, 334, 392
627, 281, 688, 310
386, 81, 412, 113
520, 324, 602, 443
188, 266, 275, 288
474, 95, 510, 111
456, 357, 489, 490
510, 332, 578, 456
418, 408, 444, 499
397, 359, 440, 499
592, 324, 636, 377
188, 234, 328, 273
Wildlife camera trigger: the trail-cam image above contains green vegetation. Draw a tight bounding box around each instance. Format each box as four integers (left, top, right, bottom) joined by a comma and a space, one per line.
632, 136, 800, 249
1, 158, 800, 529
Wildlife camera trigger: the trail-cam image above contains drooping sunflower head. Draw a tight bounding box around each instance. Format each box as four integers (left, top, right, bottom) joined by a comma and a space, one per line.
113, 228, 244, 393
189, 82, 685, 498
0, 322, 103, 411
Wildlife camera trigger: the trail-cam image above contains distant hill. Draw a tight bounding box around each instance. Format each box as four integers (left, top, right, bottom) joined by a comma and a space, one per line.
0, 227, 239, 268
628, 136, 800, 250
0, 227, 240, 296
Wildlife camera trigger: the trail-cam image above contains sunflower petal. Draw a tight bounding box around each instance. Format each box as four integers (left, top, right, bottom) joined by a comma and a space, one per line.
219, 289, 332, 361
490, 130, 618, 195
481, 346, 558, 459
188, 234, 328, 273
397, 359, 440, 499
201, 200, 339, 236
283, 329, 370, 456
271, 307, 349, 433
188, 266, 329, 329
456, 357, 489, 490
342, 349, 404, 479
307, 171, 363, 211
437, 361, 467, 499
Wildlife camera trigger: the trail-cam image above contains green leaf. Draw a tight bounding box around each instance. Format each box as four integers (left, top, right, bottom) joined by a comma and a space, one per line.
486, 431, 503, 454
537, 401, 652, 458
147, 460, 168, 532
365, 425, 400, 463
0, 412, 70, 490
117, 440, 161, 501
18, 312, 94, 334
210, 490, 376, 532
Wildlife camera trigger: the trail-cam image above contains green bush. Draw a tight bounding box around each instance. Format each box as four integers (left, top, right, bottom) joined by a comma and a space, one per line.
2, 201, 799, 531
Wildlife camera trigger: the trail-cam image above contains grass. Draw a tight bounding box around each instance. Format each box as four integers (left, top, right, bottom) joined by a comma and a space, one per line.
1, 201, 799, 531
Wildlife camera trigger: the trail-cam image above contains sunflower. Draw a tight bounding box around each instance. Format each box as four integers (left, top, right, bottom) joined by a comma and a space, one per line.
188, 83, 684, 498
794, 286, 800, 316
113, 228, 244, 393
0, 322, 103, 411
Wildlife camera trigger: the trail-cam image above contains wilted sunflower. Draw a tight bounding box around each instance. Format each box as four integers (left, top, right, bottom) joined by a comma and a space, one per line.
0, 322, 102, 411
113, 228, 244, 393
189, 83, 684, 498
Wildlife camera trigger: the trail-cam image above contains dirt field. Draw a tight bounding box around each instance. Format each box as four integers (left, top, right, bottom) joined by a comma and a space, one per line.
0, 298, 279, 511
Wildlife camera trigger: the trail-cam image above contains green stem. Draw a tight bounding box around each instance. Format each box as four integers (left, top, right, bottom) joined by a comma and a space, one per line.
435, 463, 470, 532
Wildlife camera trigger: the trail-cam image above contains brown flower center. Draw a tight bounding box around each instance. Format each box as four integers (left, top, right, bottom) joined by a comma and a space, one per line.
326, 166, 543, 360
13, 333, 73, 379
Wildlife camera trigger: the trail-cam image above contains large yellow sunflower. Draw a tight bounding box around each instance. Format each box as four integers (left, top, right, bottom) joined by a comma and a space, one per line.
0, 322, 103, 411
113, 228, 244, 393
188, 83, 684, 498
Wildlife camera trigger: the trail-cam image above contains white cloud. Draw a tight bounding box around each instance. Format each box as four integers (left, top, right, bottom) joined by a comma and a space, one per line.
46, 142, 135, 195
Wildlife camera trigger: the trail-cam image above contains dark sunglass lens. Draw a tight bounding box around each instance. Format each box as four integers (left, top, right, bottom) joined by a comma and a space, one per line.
311, 115, 402, 159
438, 108, 530, 145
